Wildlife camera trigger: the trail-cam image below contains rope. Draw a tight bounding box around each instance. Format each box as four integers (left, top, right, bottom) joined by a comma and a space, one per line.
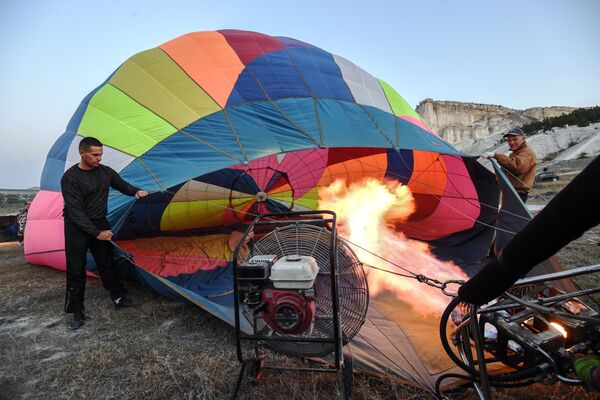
490, 157, 553, 203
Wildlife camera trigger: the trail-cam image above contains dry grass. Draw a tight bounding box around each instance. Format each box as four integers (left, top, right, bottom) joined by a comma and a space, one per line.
1, 229, 598, 400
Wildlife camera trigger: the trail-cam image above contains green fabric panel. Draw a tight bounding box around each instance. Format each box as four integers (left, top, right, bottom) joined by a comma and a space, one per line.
109, 48, 221, 130
295, 188, 319, 210
78, 84, 177, 157
377, 79, 421, 120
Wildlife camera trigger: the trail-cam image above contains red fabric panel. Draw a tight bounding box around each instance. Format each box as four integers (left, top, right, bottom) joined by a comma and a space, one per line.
218, 29, 283, 65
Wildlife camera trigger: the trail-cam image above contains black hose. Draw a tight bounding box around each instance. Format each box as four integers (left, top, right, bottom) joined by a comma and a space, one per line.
439, 297, 544, 383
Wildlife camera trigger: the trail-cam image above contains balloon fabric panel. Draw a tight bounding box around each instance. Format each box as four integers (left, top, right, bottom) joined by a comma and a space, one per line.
159, 31, 246, 108
109, 48, 222, 130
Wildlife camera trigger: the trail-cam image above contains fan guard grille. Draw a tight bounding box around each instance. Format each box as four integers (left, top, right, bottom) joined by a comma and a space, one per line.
242, 223, 369, 356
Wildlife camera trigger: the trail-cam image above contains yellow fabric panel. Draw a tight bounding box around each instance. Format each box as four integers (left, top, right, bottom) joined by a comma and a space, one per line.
109, 48, 221, 130
161, 199, 229, 231
77, 84, 177, 157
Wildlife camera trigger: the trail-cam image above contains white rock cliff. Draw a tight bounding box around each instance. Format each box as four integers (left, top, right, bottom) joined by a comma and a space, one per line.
415, 99, 575, 144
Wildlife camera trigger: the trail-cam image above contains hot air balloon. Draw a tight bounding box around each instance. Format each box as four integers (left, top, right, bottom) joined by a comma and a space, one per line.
24, 30, 564, 392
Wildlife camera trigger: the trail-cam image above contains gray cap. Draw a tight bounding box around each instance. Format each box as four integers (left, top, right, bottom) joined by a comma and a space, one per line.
503, 127, 525, 138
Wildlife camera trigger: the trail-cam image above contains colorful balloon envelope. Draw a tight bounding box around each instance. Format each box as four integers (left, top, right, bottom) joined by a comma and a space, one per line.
24, 30, 558, 391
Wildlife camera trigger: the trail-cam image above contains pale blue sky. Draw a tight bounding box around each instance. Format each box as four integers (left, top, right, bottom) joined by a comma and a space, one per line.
1, 0, 598, 188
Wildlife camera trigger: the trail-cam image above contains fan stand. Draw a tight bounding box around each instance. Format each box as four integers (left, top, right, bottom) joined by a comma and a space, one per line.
230, 210, 355, 399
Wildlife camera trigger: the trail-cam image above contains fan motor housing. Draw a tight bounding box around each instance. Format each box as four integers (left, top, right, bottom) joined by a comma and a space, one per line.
238, 254, 321, 335
261, 288, 316, 334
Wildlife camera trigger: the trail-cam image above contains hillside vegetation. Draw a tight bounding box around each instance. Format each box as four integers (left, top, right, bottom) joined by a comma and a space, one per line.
522, 106, 600, 134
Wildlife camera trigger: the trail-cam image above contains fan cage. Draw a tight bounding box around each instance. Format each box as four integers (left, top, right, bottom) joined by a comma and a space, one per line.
242, 223, 369, 356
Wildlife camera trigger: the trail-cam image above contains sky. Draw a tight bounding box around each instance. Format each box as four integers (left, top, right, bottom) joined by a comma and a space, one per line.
0, 0, 599, 189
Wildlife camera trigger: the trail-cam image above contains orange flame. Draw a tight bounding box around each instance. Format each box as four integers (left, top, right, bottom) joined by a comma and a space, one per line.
319, 178, 468, 314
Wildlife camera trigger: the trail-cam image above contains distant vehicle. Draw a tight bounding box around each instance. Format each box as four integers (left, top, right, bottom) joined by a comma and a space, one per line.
536, 168, 560, 182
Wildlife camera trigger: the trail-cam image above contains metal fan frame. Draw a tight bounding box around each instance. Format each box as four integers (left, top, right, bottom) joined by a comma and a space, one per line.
231, 210, 356, 399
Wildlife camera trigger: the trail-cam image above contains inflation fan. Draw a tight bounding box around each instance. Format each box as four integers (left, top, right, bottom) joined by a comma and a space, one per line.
230, 210, 369, 399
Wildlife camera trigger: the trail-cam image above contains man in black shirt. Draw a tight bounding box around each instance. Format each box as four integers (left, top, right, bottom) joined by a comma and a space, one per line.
61, 137, 148, 330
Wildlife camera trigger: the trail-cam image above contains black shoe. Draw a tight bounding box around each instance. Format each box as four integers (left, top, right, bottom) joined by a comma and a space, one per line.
112, 296, 134, 310
68, 312, 84, 330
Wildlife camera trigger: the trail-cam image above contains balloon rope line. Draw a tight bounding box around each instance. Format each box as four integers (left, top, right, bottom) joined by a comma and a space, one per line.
493, 161, 552, 202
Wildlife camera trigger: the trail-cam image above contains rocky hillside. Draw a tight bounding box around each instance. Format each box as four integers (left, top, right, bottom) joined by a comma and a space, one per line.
463, 122, 600, 165
416, 99, 575, 145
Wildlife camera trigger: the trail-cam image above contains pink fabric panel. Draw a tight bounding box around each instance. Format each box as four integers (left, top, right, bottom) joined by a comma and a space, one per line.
26, 250, 66, 272
27, 190, 64, 220
404, 155, 479, 241
24, 190, 101, 278
399, 115, 441, 138
229, 149, 328, 198
24, 191, 65, 267
280, 149, 328, 198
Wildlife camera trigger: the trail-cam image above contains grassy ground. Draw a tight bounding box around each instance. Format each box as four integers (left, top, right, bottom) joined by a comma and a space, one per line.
1, 239, 598, 400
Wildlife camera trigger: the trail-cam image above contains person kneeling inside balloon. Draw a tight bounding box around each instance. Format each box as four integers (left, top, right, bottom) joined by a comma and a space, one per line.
458, 155, 600, 390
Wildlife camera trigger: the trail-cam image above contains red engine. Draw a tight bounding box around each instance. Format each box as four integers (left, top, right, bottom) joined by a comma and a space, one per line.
261, 288, 316, 334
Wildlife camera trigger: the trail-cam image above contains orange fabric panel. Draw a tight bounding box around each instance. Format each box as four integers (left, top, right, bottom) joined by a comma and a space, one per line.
160, 31, 245, 108
318, 153, 388, 187
406, 151, 447, 197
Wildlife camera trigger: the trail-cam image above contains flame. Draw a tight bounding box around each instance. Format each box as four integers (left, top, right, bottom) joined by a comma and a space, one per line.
550, 322, 568, 338
319, 178, 468, 314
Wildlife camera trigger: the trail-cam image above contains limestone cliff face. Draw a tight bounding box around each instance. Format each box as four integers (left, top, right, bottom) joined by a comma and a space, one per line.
415, 99, 575, 144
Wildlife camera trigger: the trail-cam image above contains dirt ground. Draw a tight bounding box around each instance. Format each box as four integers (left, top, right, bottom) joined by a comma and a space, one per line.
1, 158, 599, 400
1, 238, 598, 400
0, 160, 600, 400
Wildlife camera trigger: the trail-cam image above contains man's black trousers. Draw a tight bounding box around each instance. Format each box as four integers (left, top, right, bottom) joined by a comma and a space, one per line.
64, 219, 127, 313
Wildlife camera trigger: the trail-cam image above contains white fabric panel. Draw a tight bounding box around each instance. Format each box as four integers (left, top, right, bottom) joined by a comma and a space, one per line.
172, 180, 251, 202
333, 54, 393, 114
64, 136, 135, 173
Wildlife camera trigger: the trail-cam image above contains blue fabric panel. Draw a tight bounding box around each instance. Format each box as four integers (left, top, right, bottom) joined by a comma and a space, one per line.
264, 199, 291, 213
386, 149, 414, 184
138, 132, 240, 190
227, 47, 354, 107
361, 104, 396, 145
284, 47, 354, 101
133, 266, 191, 303
40, 131, 76, 190
119, 159, 165, 193
396, 118, 462, 155
167, 263, 232, 297
265, 170, 286, 191
276, 36, 315, 49
273, 98, 321, 143
227, 101, 319, 159
183, 112, 247, 160
107, 193, 137, 233
114, 199, 170, 240
195, 168, 258, 194
227, 50, 312, 107
316, 99, 392, 148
